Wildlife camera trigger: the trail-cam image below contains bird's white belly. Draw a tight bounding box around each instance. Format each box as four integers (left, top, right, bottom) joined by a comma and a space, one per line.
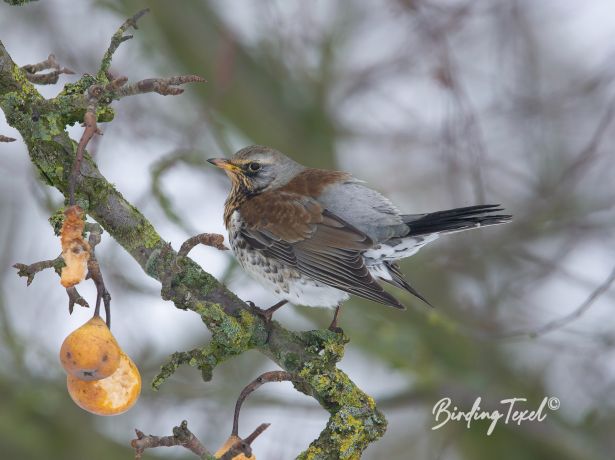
282, 277, 349, 308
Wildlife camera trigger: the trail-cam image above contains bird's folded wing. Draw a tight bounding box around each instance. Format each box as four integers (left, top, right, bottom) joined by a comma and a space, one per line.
238, 192, 405, 309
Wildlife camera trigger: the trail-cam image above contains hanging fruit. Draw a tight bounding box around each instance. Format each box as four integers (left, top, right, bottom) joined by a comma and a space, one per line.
60, 315, 121, 381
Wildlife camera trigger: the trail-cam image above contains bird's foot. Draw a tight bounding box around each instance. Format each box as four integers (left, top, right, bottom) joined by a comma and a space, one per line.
247, 300, 288, 323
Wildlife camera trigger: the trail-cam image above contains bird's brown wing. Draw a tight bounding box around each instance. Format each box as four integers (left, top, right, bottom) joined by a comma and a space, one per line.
238, 192, 405, 309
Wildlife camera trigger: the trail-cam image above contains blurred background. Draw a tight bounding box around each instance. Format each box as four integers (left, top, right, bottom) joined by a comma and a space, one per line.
1, 1, 615, 459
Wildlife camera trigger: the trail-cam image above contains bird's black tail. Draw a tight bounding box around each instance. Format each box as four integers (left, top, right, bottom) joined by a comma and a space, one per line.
402, 204, 512, 237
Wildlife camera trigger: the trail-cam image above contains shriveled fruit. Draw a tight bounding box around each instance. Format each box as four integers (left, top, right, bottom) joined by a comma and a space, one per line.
60, 315, 121, 381
67, 351, 141, 416
60, 205, 90, 287
214, 435, 255, 460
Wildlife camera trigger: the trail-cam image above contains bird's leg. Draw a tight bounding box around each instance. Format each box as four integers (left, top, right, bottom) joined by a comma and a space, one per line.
328, 303, 344, 332
261, 299, 288, 321
247, 299, 288, 323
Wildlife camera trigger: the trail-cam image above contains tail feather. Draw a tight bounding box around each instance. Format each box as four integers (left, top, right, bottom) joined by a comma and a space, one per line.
403, 204, 512, 237
368, 204, 511, 308
379, 262, 433, 307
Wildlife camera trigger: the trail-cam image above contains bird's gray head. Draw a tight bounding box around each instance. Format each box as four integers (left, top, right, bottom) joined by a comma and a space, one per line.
208, 145, 305, 195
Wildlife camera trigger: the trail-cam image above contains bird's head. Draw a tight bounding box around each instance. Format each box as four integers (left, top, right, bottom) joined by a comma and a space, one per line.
208, 145, 304, 195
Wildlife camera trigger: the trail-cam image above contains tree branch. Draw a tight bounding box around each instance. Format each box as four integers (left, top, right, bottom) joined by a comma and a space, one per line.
21, 53, 75, 85
131, 420, 215, 460
98, 8, 150, 79
178, 233, 229, 259
13, 256, 63, 285
0, 12, 386, 458
13, 255, 90, 313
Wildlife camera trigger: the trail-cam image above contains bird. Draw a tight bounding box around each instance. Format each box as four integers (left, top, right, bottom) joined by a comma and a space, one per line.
208, 145, 511, 329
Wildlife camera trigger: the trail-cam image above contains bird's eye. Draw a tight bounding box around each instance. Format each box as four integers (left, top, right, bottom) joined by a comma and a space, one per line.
248, 162, 261, 172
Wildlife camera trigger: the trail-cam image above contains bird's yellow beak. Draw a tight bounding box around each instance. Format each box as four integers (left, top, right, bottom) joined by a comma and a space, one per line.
207, 158, 240, 173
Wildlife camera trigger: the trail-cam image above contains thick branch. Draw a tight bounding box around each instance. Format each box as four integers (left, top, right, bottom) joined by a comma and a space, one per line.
0, 31, 386, 459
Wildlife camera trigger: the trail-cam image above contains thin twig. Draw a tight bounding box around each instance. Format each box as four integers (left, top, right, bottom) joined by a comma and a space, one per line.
13, 256, 63, 285
66, 286, 89, 313
13, 256, 91, 313
21, 53, 75, 85
85, 223, 111, 327
131, 420, 213, 460
178, 233, 228, 259
242, 422, 271, 446
232, 371, 294, 436
217, 424, 270, 460
114, 75, 206, 98
98, 8, 150, 78
68, 84, 105, 206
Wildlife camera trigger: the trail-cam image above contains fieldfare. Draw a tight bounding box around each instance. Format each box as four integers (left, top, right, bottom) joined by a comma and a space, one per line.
209, 146, 511, 328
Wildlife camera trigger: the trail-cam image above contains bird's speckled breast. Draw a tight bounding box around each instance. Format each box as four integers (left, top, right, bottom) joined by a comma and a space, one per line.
227, 211, 348, 307
229, 212, 295, 290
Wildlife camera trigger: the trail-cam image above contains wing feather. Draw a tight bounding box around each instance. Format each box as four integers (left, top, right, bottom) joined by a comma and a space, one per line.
238, 194, 405, 309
